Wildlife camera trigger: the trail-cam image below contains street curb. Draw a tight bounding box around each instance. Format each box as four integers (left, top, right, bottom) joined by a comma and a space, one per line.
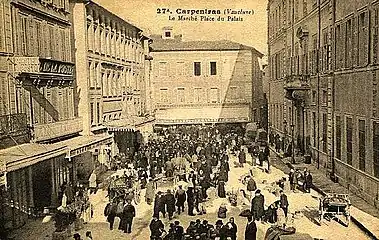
269, 146, 378, 240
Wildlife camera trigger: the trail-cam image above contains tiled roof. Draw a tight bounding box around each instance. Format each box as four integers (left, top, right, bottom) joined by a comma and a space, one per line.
150, 35, 263, 57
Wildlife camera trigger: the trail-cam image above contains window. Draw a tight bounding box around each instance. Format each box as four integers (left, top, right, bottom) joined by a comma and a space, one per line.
209, 88, 219, 103
160, 89, 168, 103
20, 16, 28, 55
194, 62, 201, 76
177, 88, 185, 103
322, 89, 327, 104
90, 102, 94, 126
210, 62, 217, 75
372, 8, 379, 64
346, 117, 353, 165
322, 28, 330, 72
158, 62, 168, 76
194, 88, 202, 103
336, 116, 342, 160
335, 24, 342, 69
36, 21, 42, 55
358, 12, 369, 66
312, 90, 317, 103
96, 102, 100, 125
373, 122, 379, 178
322, 113, 327, 152
176, 62, 185, 76
229, 86, 238, 100
346, 19, 353, 67
358, 120, 366, 171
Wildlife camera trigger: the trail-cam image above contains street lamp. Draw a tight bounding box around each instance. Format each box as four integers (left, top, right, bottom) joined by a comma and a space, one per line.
290, 124, 295, 164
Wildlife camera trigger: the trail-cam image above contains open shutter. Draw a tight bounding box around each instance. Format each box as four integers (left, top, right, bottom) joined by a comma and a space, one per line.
352, 16, 358, 67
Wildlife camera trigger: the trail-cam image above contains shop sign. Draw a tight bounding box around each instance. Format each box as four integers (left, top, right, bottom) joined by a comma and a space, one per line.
39, 58, 74, 75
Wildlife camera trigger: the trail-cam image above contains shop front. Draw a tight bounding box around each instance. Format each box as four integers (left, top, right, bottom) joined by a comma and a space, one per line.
59, 134, 113, 187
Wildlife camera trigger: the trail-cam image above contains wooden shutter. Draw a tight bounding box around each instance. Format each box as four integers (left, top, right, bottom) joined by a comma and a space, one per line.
352, 16, 358, 67
372, 8, 379, 64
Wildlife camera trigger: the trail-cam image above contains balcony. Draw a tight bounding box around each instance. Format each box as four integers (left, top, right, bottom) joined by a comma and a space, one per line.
13, 57, 74, 87
33, 117, 83, 142
284, 74, 310, 102
0, 113, 31, 149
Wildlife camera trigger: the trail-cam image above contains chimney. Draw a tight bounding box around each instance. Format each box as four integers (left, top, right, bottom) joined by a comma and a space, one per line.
162, 26, 173, 39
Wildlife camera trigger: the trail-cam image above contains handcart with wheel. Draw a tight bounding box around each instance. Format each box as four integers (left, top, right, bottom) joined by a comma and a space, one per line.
318, 193, 351, 226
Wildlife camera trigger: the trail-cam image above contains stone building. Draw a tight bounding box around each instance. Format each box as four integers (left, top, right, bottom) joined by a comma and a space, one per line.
0, 0, 112, 231
150, 27, 264, 126
71, 0, 153, 154
267, 0, 379, 208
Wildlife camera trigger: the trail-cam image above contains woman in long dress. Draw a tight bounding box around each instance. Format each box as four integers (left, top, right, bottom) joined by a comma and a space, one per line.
217, 180, 226, 198
145, 179, 155, 205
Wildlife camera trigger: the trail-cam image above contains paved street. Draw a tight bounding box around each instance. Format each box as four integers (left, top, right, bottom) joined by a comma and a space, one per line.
70, 152, 370, 240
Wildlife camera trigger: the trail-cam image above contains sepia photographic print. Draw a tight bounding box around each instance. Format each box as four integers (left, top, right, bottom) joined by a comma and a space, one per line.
0, 0, 378, 239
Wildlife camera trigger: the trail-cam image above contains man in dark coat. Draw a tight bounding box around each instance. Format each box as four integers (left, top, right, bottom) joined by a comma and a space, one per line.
279, 190, 289, 217
245, 216, 257, 240
174, 221, 184, 240
187, 187, 195, 216
153, 192, 162, 218
122, 200, 136, 233
238, 148, 246, 167
104, 200, 117, 230
175, 185, 186, 214
165, 189, 176, 220
226, 217, 237, 240
304, 170, 313, 193
251, 190, 265, 221
150, 216, 164, 240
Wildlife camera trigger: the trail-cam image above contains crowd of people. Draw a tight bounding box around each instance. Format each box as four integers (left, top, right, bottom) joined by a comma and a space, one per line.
149, 217, 243, 240
71, 124, 317, 240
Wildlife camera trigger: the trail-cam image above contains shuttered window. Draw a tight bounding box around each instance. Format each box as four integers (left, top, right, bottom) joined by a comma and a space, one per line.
346, 117, 353, 165
372, 7, 379, 64
336, 116, 342, 160
358, 120, 366, 171
346, 19, 353, 67
358, 11, 369, 66
374, 122, 379, 178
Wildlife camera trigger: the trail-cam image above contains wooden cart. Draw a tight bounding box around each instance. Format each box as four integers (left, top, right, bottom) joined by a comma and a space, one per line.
109, 176, 141, 204
318, 193, 351, 226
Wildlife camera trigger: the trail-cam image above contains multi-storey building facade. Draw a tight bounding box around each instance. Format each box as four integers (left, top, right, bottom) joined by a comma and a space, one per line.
150, 28, 264, 125
268, 0, 379, 208
0, 0, 112, 231
72, 0, 152, 153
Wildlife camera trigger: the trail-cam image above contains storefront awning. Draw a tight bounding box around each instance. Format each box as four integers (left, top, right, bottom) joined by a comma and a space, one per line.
56, 133, 113, 157
0, 143, 67, 172
104, 119, 135, 132
0, 134, 114, 172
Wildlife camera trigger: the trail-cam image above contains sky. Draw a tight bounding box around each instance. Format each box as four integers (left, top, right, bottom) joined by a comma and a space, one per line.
96, 0, 268, 56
